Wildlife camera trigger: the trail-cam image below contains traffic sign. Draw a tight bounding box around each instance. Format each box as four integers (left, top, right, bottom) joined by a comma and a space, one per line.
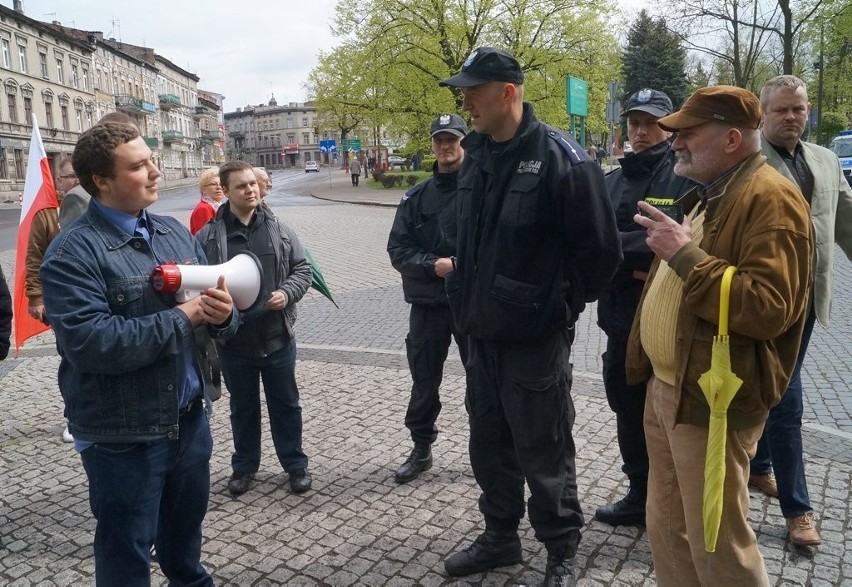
566, 76, 588, 117
320, 139, 337, 153
348, 139, 362, 151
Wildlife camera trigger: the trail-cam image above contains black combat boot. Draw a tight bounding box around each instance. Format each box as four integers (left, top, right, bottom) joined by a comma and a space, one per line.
594, 487, 646, 526
394, 443, 433, 484
542, 540, 577, 587
444, 529, 522, 577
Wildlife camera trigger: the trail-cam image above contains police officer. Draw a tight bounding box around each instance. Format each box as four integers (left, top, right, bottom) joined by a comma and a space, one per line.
439, 47, 621, 585
595, 89, 694, 527
387, 113, 469, 484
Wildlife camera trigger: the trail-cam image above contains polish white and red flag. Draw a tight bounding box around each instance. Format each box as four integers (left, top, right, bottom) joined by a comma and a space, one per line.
13, 114, 59, 354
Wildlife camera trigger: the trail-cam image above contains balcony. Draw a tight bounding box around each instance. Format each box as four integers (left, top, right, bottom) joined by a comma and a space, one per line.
115, 94, 144, 114
143, 136, 159, 149
162, 130, 184, 143
194, 105, 214, 118
158, 94, 181, 109
202, 129, 223, 140
140, 101, 157, 113
229, 130, 245, 139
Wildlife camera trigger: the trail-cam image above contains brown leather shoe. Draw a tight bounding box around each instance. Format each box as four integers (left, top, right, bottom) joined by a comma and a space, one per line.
748, 473, 779, 498
786, 512, 822, 546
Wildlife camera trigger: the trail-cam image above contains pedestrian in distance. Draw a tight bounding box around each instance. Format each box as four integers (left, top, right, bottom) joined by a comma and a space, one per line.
350, 156, 362, 187
387, 112, 470, 484
749, 74, 852, 547
628, 85, 813, 586
40, 121, 238, 586
196, 160, 314, 498
594, 88, 694, 527
190, 167, 224, 235
438, 46, 621, 586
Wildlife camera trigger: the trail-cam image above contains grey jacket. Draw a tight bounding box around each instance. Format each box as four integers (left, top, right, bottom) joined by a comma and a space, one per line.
762, 135, 852, 326
58, 184, 91, 229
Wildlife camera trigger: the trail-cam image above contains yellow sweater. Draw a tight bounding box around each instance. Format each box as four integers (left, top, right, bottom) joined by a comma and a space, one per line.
640, 210, 706, 385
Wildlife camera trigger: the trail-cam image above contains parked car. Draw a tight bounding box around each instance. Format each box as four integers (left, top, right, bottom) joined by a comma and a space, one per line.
305, 161, 319, 173
387, 155, 406, 169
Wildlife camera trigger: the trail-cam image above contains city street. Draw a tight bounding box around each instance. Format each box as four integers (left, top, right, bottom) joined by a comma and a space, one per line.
0, 170, 850, 585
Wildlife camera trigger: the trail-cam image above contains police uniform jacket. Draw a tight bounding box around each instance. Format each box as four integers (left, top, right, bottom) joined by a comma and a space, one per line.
598, 140, 694, 336
387, 164, 459, 306
445, 103, 621, 342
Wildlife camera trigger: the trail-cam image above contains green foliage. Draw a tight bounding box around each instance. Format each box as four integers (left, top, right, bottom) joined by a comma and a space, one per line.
623, 11, 689, 109
820, 111, 849, 144
406, 175, 418, 187
311, 0, 622, 142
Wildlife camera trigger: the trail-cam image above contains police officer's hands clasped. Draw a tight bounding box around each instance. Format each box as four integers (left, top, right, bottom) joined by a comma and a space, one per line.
434, 257, 454, 278
634, 201, 692, 262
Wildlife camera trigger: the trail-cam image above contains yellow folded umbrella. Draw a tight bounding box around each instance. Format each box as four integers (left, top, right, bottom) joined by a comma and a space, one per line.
697, 265, 742, 553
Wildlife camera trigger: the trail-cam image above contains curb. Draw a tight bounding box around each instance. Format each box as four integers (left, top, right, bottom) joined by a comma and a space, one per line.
309, 191, 400, 208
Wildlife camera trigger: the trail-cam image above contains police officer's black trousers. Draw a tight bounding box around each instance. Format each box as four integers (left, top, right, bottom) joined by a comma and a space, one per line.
465, 328, 582, 553
602, 332, 648, 495
404, 304, 469, 445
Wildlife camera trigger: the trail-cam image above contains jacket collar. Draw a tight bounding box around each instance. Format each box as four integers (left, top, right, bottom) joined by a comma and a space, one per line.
87, 199, 173, 251
461, 102, 539, 162
676, 152, 767, 221
619, 140, 674, 179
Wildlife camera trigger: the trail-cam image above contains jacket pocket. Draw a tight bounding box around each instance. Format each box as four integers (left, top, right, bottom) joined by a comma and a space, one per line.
501, 174, 541, 227
107, 279, 146, 319
491, 273, 542, 310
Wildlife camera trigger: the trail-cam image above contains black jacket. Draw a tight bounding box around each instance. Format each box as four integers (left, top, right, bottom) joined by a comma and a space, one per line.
196, 202, 312, 358
387, 163, 459, 305
445, 103, 621, 342
0, 265, 11, 360
597, 140, 694, 337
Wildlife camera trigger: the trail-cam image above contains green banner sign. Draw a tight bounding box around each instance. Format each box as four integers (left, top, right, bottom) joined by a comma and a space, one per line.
566, 76, 588, 117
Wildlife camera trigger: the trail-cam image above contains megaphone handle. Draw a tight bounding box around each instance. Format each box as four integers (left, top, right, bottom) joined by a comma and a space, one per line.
175, 290, 202, 303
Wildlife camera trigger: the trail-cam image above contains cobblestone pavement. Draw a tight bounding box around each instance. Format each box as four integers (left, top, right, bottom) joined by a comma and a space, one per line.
0, 186, 850, 585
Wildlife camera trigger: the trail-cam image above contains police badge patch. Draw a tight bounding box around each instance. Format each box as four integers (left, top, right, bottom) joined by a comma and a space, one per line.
439, 114, 451, 126
637, 89, 652, 103
463, 51, 478, 69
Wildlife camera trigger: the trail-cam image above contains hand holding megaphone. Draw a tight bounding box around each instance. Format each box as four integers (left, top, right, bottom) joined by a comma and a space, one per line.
151, 252, 263, 311
174, 275, 234, 327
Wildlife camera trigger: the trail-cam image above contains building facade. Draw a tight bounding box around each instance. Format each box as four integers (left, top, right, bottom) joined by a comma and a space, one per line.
0, 3, 224, 201
0, 4, 96, 200
224, 98, 322, 169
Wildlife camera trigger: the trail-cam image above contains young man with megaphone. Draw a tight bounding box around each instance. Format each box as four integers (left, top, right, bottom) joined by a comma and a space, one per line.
196, 160, 313, 497
40, 121, 239, 585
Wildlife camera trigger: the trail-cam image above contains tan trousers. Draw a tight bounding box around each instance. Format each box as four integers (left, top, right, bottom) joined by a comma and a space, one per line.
644, 375, 769, 586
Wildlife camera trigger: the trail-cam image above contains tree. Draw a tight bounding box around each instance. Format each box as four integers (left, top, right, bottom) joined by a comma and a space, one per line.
311, 0, 621, 143
623, 11, 690, 108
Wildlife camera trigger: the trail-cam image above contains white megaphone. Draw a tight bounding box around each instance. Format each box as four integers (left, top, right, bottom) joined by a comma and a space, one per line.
150, 252, 263, 311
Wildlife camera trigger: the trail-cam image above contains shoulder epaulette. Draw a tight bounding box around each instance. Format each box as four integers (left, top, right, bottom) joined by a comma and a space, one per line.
547, 129, 587, 165
400, 179, 428, 203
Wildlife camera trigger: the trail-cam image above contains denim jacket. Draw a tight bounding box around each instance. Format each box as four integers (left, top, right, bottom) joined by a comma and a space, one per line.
40, 202, 239, 442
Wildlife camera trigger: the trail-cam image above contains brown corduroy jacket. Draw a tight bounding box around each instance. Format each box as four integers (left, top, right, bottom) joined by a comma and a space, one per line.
25, 207, 60, 306
626, 153, 813, 430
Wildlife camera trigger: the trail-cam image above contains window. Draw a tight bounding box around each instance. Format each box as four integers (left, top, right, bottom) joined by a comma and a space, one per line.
61, 105, 69, 131
14, 149, 24, 179
7, 94, 17, 124
75, 108, 82, 131
0, 148, 7, 179
81, 67, 89, 90
39, 52, 48, 78
18, 45, 27, 73
302, 117, 308, 127
2, 40, 10, 68
85, 111, 92, 129
71, 64, 79, 88
55, 59, 64, 84
287, 118, 293, 128
44, 101, 53, 128
302, 132, 309, 144
23, 96, 31, 122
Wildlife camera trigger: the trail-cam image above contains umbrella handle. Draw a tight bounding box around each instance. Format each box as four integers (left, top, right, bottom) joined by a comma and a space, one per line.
718, 266, 737, 336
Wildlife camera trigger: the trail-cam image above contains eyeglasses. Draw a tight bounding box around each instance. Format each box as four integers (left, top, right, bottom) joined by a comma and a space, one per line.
204, 182, 223, 189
